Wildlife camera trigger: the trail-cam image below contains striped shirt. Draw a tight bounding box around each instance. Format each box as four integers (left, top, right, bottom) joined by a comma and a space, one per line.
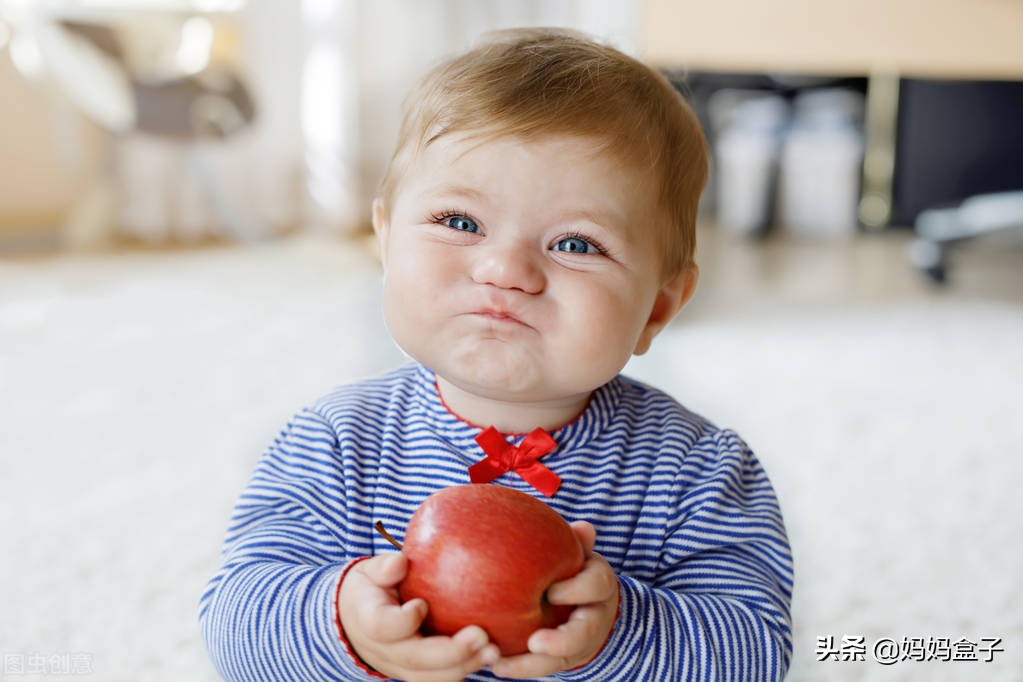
199, 362, 793, 681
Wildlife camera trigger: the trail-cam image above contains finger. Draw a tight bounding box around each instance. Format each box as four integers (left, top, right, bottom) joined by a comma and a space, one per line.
569, 520, 596, 555
547, 556, 618, 606
385, 625, 500, 674
358, 596, 428, 644
347, 557, 406, 611
357, 552, 408, 588
339, 557, 409, 627
344, 560, 427, 644
491, 651, 567, 680
527, 603, 609, 658
491, 615, 610, 678
350, 554, 412, 622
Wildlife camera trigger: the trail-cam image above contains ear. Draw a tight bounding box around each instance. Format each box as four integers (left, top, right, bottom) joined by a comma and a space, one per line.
371, 198, 390, 268
633, 265, 699, 356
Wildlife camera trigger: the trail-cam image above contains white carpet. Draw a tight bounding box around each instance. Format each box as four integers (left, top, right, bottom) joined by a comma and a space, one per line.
2, 237, 1020, 681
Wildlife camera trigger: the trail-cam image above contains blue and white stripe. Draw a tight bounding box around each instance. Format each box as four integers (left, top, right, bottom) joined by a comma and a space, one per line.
199, 362, 793, 680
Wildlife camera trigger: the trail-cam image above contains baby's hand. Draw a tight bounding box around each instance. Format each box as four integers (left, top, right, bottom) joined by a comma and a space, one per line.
491, 521, 619, 679
338, 553, 500, 681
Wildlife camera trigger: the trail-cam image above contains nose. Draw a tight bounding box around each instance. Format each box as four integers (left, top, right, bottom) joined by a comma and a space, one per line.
470, 239, 546, 294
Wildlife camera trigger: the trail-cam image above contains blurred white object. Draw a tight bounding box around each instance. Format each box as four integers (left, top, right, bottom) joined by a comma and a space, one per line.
910, 189, 1023, 283
2, 0, 263, 247
18, 20, 136, 132
778, 88, 865, 238
710, 91, 789, 235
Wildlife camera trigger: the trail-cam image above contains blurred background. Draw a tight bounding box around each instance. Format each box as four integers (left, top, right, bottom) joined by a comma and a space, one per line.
1, 1, 1021, 680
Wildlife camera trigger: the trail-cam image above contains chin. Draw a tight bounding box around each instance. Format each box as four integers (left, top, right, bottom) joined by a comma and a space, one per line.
453, 359, 543, 398
436, 343, 548, 396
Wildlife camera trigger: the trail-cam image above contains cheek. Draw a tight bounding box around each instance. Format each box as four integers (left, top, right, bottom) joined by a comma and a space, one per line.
382, 244, 455, 321
556, 283, 651, 358
380, 252, 416, 331
383, 242, 424, 291
388, 238, 458, 282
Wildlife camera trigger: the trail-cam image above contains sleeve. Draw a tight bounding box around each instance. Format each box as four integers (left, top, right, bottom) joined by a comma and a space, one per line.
561, 428, 793, 681
197, 408, 381, 681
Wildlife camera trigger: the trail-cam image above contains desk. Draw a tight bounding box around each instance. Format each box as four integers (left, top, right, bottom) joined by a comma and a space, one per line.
640, 0, 1023, 229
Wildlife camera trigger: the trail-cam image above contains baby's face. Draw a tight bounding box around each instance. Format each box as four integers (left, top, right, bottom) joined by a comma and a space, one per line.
375, 132, 671, 406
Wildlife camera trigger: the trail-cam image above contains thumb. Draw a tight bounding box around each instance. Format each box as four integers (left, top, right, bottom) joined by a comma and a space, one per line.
359, 552, 409, 588
569, 520, 596, 556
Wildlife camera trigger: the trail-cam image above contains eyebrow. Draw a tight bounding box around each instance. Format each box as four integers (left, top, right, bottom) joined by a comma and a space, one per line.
561, 207, 627, 231
418, 184, 488, 203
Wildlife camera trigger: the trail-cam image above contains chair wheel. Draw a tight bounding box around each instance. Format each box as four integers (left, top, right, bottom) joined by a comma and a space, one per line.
908, 238, 949, 284
923, 264, 947, 284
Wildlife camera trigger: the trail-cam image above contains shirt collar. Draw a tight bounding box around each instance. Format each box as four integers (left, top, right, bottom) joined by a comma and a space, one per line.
411, 362, 623, 461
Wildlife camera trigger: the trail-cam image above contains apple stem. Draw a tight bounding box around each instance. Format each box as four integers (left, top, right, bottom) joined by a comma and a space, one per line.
374, 520, 403, 550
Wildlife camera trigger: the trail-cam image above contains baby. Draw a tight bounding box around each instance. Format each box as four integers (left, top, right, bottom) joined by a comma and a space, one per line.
200, 28, 793, 681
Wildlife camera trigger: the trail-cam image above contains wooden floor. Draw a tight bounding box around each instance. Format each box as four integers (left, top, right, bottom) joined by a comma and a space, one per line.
685, 222, 1023, 322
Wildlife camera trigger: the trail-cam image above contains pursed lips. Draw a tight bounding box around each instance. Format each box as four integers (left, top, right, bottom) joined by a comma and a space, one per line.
470, 308, 534, 330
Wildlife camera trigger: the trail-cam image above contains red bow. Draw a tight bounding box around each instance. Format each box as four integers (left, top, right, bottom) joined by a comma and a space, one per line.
469, 426, 561, 497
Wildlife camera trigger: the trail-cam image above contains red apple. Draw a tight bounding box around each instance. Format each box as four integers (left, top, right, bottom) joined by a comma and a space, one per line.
395, 484, 585, 656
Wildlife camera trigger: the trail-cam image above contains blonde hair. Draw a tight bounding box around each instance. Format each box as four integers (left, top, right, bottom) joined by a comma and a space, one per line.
377, 27, 708, 277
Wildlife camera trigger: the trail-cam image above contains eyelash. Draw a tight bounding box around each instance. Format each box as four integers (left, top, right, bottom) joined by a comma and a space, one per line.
560, 231, 609, 256
429, 210, 608, 256
430, 209, 478, 228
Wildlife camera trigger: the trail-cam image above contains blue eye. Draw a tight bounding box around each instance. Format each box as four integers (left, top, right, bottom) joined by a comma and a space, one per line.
552, 235, 600, 254
443, 215, 479, 233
